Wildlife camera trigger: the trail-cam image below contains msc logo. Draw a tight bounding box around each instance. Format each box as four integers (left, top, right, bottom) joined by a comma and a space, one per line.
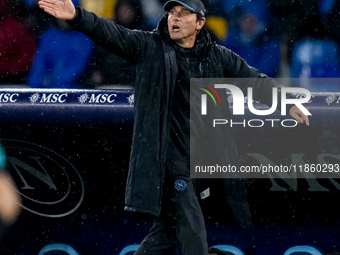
3, 140, 84, 218
0, 93, 19, 103
29, 93, 68, 104
77, 93, 117, 104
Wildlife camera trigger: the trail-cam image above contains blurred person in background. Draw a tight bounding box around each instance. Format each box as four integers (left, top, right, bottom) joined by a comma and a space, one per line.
17, 0, 56, 40
140, 0, 167, 28
28, 18, 94, 88
0, 0, 37, 85
324, 0, 340, 45
266, 0, 326, 73
0, 143, 21, 242
222, 0, 281, 77
85, 0, 153, 87
266, 0, 325, 44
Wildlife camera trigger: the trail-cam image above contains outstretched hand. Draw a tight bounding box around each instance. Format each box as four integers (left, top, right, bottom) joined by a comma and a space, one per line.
38, 0, 76, 20
289, 105, 310, 126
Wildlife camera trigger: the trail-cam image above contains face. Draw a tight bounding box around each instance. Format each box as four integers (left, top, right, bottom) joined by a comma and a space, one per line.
167, 5, 205, 48
240, 13, 257, 34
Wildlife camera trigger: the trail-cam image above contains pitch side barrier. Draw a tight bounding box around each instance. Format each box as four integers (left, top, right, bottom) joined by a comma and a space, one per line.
0, 88, 339, 255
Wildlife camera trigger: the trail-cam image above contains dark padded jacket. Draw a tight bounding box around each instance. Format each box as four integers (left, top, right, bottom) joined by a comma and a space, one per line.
69, 7, 288, 226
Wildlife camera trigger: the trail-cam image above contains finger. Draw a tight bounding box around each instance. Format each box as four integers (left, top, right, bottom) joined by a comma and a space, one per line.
38, 1, 57, 10
39, 0, 59, 4
40, 6, 57, 17
38, 2, 52, 9
39, 0, 64, 9
302, 115, 310, 126
292, 112, 304, 124
293, 111, 309, 126
296, 111, 309, 126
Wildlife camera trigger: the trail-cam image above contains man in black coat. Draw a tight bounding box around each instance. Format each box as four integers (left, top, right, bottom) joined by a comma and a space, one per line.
38, 0, 309, 254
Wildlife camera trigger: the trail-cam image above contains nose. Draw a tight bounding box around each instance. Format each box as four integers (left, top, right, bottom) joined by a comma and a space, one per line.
174, 15, 180, 20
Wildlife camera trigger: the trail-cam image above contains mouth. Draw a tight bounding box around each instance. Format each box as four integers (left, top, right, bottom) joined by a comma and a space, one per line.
172, 25, 180, 32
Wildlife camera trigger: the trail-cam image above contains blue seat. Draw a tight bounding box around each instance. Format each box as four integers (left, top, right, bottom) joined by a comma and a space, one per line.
119, 244, 140, 255
38, 244, 80, 255
283, 245, 323, 255
211, 245, 245, 255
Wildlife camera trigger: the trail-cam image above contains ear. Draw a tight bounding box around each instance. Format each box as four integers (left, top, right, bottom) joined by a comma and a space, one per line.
196, 17, 206, 30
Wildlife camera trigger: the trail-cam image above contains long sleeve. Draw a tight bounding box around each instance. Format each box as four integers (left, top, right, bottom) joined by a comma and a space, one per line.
67, 7, 152, 64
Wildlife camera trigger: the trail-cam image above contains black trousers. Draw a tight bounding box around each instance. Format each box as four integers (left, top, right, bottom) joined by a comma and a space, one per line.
134, 160, 209, 255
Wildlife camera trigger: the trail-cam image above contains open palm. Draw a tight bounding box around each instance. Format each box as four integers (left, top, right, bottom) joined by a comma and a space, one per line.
38, 0, 76, 20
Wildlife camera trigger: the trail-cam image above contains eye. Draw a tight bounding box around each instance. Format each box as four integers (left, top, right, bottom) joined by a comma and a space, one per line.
181, 11, 191, 16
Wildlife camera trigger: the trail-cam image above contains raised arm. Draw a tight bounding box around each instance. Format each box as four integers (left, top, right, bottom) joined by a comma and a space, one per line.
38, 0, 76, 20
39, 0, 150, 63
